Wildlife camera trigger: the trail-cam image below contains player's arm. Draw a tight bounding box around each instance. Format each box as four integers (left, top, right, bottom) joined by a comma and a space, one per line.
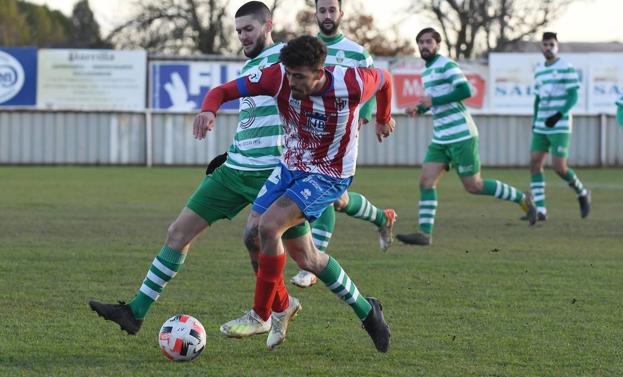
358, 67, 394, 142
617, 97, 623, 128
430, 82, 471, 106
193, 65, 282, 139
357, 50, 376, 124
533, 95, 540, 127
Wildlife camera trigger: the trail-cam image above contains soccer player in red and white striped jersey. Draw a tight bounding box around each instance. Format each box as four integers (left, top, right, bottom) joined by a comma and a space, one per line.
194, 35, 394, 352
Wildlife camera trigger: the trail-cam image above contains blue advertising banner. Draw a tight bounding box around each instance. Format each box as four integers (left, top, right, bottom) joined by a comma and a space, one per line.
150, 61, 243, 111
0, 47, 37, 106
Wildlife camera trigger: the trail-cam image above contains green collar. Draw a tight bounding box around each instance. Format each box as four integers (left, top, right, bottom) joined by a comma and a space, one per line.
545, 57, 560, 67
425, 54, 441, 68
317, 33, 344, 45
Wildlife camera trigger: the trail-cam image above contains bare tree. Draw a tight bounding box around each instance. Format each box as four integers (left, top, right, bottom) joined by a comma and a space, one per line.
410, 0, 577, 59
107, 0, 234, 55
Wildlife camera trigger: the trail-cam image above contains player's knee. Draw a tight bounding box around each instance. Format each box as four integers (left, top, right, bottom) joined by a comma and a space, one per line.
243, 225, 260, 253
463, 182, 481, 194
258, 218, 281, 242
333, 197, 347, 211
166, 221, 187, 250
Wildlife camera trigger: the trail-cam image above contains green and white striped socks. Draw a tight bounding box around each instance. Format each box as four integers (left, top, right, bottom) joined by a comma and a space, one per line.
418, 188, 437, 234
311, 205, 336, 253
531, 172, 547, 215
481, 179, 525, 204
128, 245, 186, 319
318, 256, 372, 320
562, 168, 587, 197
339, 192, 387, 228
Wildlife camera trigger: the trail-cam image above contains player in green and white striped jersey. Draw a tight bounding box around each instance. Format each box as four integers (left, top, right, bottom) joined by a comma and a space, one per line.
396, 27, 537, 246
528, 32, 590, 221
290, 0, 398, 288
89, 1, 306, 337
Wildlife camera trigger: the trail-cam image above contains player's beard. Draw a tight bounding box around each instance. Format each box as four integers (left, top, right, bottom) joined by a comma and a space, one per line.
317, 17, 340, 36
419, 46, 438, 62
244, 33, 267, 59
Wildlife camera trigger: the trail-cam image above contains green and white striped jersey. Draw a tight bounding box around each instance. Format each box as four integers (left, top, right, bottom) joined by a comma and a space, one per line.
318, 33, 373, 68
533, 58, 580, 134
224, 43, 285, 171
422, 55, 478, 144
317, 33, 375, 121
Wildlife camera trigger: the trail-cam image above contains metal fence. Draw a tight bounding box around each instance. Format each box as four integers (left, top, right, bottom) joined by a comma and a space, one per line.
1, 110, 622, 166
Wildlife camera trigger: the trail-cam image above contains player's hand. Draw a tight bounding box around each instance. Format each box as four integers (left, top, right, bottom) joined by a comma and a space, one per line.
193, 112, 216, 140
419, 95, 432, 108
375, 117, 396, 143
405, 106, 418, 117
545, 111, 563, 128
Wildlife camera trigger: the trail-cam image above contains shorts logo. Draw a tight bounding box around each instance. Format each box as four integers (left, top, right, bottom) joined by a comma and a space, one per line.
300, 188, 312, 200
267, 166, 281, 184
257, 186, 267, 198
557, 146, 567, 154
458, 165, 473, 174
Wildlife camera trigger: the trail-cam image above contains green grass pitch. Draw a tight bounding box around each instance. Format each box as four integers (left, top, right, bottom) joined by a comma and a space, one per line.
1, 167, 621, 376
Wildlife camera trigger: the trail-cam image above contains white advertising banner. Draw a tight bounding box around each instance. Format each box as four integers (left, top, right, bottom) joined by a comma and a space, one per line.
37, 49, 147, 111
587, 54, 623, 114
489, 53, 591, 114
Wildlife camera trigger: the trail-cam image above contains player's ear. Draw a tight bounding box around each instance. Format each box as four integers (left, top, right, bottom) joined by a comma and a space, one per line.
264, 19, 273, 33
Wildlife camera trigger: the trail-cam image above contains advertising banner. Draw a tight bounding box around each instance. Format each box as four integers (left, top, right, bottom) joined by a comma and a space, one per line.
150, 61, 243, 112
0, 47, 37, 107
37, 49, 147, 111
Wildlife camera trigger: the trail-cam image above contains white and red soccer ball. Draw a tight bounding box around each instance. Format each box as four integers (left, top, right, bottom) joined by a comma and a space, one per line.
158, 315, 206, 361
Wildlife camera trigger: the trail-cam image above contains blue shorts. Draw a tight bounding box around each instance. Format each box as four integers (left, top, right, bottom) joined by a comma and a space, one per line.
252, 164, 352, 223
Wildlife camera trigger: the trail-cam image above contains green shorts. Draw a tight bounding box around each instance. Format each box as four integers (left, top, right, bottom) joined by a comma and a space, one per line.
530, 132, 570, 158
186, 165, 309, 239
424, 137, 481, 177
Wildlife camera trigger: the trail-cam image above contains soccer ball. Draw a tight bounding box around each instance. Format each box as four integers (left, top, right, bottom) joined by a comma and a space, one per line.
158, 315, 206, 361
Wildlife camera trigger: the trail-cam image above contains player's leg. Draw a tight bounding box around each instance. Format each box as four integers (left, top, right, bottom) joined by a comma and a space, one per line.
286, 231, 390, 353
550, 133, 591, 218
529, 133, 550, 219
396, 146, 448, 246
291, 205, 335, 288
89, 168, 250, 334
335, 190, 397, 251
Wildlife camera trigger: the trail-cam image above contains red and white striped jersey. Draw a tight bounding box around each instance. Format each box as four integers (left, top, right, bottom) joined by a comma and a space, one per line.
201, 63, 392, 178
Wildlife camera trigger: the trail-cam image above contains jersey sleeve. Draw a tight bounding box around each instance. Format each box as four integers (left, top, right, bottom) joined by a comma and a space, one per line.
358, 67, 392, 124
357, 48, 376, 122
201, 64, 283, 113
444, 61, 468, 87
566, 66, 581, 90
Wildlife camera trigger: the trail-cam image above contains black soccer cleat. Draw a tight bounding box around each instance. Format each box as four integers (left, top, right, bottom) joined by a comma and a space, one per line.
362, 297, 391, 353
521, 212, 547, 222
578, 190, 591, 218
396, 232, 432, 246
89, 300, 143, 335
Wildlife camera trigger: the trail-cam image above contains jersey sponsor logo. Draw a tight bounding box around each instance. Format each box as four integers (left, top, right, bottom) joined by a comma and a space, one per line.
303, 111, 331, 136
239, 97, 256, 129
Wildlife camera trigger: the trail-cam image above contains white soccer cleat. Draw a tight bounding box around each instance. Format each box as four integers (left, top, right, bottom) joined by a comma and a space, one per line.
290, 270, 318, 288
378, 208, 397, 251
219, 309, 271, 338
267, 295, 302, 350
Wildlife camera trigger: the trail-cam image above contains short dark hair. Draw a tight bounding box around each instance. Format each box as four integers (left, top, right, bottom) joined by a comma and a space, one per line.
279, 35, 327, 70
315, 0, 342, 9
416, 27, 442, 44
542, 32, 558, 41
235, 1, 272, 23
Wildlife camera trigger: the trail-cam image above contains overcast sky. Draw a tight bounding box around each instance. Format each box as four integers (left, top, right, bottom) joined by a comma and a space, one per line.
34, 0, 623, 43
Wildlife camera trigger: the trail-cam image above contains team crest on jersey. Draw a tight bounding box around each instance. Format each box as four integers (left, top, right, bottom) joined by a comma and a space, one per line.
335, 98, 347, 111
336, 50, 345, 64
239, 97, 256, 129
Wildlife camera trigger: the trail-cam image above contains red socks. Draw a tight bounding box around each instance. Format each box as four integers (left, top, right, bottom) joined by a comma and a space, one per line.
253, 253, 288, 321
